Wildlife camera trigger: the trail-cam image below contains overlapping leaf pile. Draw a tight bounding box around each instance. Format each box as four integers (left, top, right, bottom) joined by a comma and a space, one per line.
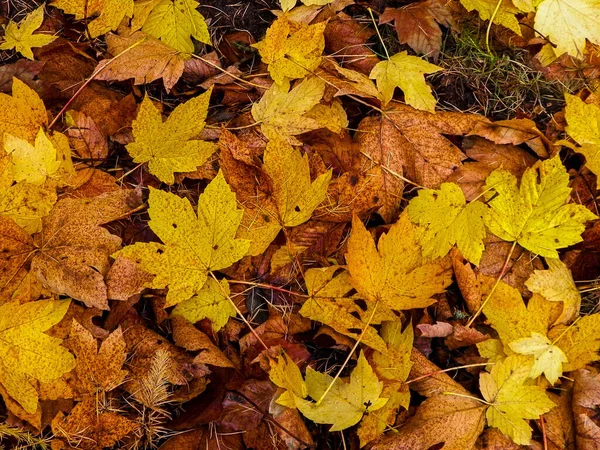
0, 0, 600, 449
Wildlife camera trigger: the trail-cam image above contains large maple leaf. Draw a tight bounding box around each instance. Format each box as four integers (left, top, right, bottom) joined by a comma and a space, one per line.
116, 172, 250, 307
346, 212, 452, 311
0, 6, 57, 60
484, 155, 598, 258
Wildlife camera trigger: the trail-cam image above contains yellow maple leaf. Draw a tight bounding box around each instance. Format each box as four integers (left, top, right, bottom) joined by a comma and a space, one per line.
116, 172, 250, 307
298, 267, 398, 352
369, 51, 441, 111
252, 77, 345, 145
525, 258, 581, 324
253, 15, 326, 84
535, 0, 600, 58
139, 0, 211, 53
482, 279, 558, 355
459, 0, 522, 35
0, 5, 56, 60
564, 94, 600, 187
126, 88, 216, 184
4, 129, 61, 186
0, 182, 56, 234
483, 155, 598, 258
480, 355, 556, 445
0, 78, 47, 145
346, 212, 453, 312
547, 313, 600, 372
407, 182, 488, 265
295, 351, 388, 431
0, 299, 75, 414
52, 0, 133, 38
509, 332, 568, 384
268, 349, 308, 408
171, 278, 234, 331
263, 138, 331, 227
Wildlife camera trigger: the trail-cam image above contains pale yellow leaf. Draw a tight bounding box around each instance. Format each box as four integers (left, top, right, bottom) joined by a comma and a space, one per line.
0, 5, 56, 59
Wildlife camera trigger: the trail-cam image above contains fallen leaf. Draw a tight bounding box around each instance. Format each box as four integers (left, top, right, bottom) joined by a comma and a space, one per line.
0, 299, 75, 414
0, 181, 57, 234
95, 32, 185, 92
380, 0, 455, 58
68, 321, 127, 395
526, 258, 581, 324
52, 0, 134, 38
370, 51, 441, 111
564, 93, 600, 187
509, 332, 568, 384
459, 0, 522, 35
481, 355, 556, 445
484, 155, 598, 258
253, 15, 326, 84
4, 128, 61, 186
0, 77, 47, 144
299, 266, 397, 352
251, 77, 341, 145
548, 313, 600, 372
535, 0, 600, 58
346, 212, 453, 312
572, 369, 600, 450
0, 5, 57, 60
116, 173, 249, 307
407, 182, 488, 265
140, 0, 210, 52
295, 351, 388, 431
126, 88, 216, 184
264, 137, 331, 227
417, 321, 454, 338
31, 189, 142, 309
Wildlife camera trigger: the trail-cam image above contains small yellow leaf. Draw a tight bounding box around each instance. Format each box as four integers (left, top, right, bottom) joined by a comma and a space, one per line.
525, 258, 581, 324
484, 155, 598, 258
263, 138, 331, 227
251, 77, 331, 145
253, 15, 325, 84
0, 5, 57, 60
0, 78, 47, 145
171, 278, 234, 331
52, 0, 134, 38
564, 94, 600, 187
127, 89, 216, 184
115, 172, 250, 307
407, 182, 488, 265
369, 51, 441, 111
459, 0, 522, 35
295, 351, 388, 431
480, 355, 556, 445
535, 0, 600, 58
0, 182, 56, 234
141, 0, 211, 53
0, 299, 75, 414
346, 212, 453, 312
509, 332, 568, 384
268, 350, 308, 407
4, 129, 61, 186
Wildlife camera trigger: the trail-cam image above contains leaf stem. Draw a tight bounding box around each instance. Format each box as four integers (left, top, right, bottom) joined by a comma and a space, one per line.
228, 279, 308, 298
367, 8, 390, 60
442, 391, 491, 406
209, 272, 269, 351
189, 53, 266, 90
485, 0, 504, 54
315, 301, 379, 406
466, 240, 518, 327
406, 362, 494, 385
